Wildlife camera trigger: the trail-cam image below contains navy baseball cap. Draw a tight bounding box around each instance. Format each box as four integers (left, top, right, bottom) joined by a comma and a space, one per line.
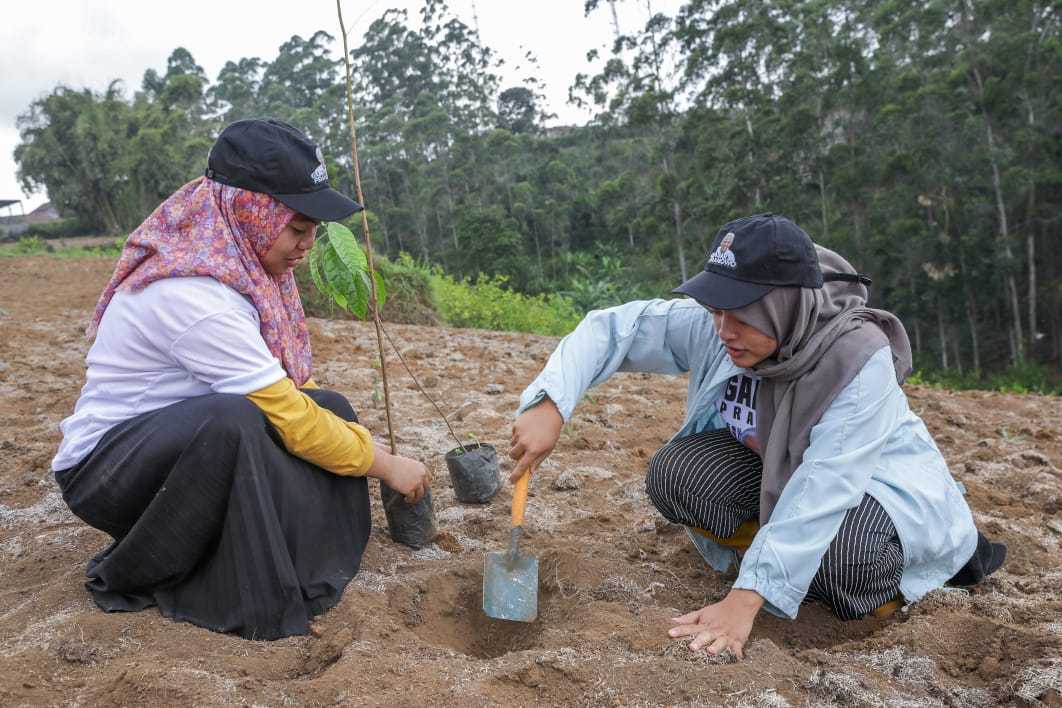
673, 213, 823, 309
206, 119, 363, 221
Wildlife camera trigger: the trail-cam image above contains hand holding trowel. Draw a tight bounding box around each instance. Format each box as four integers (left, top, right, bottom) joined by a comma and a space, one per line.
487, 399, 563, 622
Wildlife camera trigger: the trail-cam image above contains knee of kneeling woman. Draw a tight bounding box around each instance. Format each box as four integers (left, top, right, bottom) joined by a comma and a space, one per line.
303, 388, 357, 423
644, 445, 678, 515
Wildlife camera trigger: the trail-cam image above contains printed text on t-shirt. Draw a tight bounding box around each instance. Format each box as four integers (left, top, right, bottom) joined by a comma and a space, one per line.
719, 374, 761, 453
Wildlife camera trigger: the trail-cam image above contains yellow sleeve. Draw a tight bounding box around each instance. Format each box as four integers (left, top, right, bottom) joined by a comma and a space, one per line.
301, 378, 321, 389
246, 378, 375, 476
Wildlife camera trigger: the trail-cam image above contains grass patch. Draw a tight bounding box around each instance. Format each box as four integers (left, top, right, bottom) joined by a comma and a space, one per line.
908, 361, 1061, 396
0, 235, 124, 258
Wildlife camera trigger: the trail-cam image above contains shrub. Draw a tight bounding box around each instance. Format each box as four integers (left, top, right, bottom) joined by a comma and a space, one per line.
24, 217, 90, 240
13, 235, 52, 254
984, 362, 1061, 395
376, 254, 438, 325
298, 251, 581, 336
908, 361, 1061, 396
54, 237, 125, 258
1, 234, 125, 258
429, 270, 581, 336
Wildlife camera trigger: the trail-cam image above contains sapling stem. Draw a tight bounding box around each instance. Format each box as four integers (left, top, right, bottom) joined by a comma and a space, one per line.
337, 0, 477, 460
337, 0, 396, 454
378, 323, 466, 453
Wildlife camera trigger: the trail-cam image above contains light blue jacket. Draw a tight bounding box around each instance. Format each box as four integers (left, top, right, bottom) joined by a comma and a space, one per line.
518, 298, 978, 619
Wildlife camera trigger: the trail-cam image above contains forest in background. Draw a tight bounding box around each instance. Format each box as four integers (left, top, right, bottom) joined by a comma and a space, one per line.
12, 0, 1062, 382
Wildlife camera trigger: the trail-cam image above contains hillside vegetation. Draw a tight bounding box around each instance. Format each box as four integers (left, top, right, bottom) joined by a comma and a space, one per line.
12, 0, 1062, 384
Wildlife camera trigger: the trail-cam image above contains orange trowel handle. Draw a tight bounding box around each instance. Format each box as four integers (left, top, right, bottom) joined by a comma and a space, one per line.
512, 468, 531, 528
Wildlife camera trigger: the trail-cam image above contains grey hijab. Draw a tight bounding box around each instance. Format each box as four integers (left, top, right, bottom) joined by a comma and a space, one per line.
731, 246, 913, 525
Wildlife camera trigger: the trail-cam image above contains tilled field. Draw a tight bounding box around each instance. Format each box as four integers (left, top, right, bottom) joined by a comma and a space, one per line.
1, 256, 1060, 707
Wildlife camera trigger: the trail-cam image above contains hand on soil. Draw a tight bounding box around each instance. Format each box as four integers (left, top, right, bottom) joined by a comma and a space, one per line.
369, 451, 431, 503
668, 589, 765, 660
509, 397, 564, 483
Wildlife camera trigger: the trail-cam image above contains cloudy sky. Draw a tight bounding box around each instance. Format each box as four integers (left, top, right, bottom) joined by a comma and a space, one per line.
0, 0, 683, 213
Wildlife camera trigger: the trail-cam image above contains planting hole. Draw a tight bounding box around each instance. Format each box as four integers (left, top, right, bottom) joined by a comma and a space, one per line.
396, 566, 548, 659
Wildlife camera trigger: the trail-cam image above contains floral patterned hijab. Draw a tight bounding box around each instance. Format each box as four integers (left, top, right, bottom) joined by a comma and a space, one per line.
89, 176, 312, 385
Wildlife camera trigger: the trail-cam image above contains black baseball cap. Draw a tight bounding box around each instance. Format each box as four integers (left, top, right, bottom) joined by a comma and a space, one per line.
673, 213, 823, 309
206, 119, 363, 221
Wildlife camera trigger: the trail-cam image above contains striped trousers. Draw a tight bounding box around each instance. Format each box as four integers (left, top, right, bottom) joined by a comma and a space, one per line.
645, 429, 904, 620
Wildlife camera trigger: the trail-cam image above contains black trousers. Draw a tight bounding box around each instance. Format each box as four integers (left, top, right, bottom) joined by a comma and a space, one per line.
55, 388, 371, 640
645, 429, 904, 620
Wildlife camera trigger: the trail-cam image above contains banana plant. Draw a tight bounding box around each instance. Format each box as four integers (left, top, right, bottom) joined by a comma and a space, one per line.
308, 221, 387, 320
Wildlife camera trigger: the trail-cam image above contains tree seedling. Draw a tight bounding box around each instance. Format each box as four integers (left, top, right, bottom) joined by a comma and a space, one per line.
317, 0, 436, 548
321, 0, 503, 541
311, 215, 498, 507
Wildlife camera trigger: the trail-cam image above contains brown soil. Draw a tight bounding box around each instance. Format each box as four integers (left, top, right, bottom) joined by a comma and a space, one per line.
1, 255, 1060, 707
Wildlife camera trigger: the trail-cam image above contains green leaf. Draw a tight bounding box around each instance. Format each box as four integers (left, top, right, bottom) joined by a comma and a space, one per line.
325, 221, 368, 274
349, 265, 371, 320
320, 241, 365, 317
314, 221, 387, 321
373, 270, 387, 310
308, 239, 327, 295
309, 229, 347, 309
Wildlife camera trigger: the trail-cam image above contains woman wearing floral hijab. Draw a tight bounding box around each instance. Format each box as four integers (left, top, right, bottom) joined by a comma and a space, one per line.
52, 119, 430, 640
510, 213, 1005, 659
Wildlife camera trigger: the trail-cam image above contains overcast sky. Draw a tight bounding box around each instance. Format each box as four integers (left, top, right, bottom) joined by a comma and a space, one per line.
0, 0, 683, 214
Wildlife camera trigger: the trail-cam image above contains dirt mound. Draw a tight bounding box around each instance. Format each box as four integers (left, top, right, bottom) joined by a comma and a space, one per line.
1, 256, 1060, 706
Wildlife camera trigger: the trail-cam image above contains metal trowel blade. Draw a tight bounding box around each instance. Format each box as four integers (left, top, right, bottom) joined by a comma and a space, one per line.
482, 550, 539, 623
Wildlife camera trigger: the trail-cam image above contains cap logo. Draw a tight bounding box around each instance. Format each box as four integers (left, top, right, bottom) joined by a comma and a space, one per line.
310, 146, 328, 184
707, 232, 737, 269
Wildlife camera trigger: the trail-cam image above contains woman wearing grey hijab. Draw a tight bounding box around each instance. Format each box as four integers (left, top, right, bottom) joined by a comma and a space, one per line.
510, 213, 1003, 660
